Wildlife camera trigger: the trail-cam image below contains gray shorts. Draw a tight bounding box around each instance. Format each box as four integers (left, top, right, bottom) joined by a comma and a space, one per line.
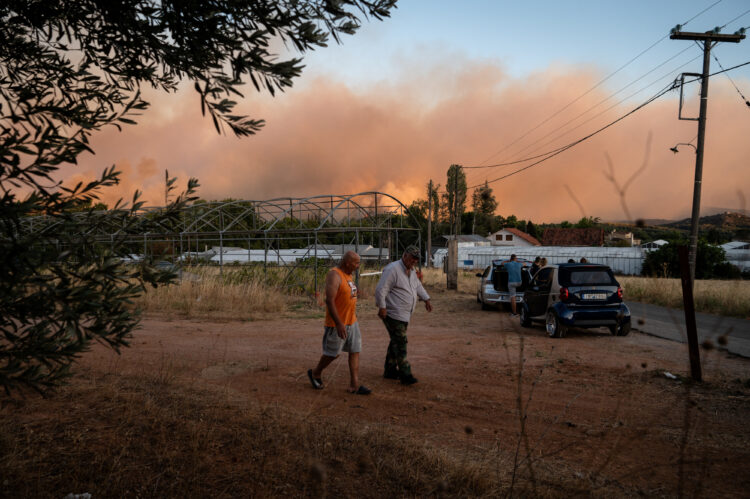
322, 322, 362, 357
508, 282, 521, 298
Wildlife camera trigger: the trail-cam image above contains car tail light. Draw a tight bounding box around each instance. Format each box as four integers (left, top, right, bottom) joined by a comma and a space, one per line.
559, 287, 570, 301
617, 287, 623, 299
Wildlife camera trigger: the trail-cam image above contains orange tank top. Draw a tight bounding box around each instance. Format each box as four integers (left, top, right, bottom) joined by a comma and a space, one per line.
324, 267, 357, 327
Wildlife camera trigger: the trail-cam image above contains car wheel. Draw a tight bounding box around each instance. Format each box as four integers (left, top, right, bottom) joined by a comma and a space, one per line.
520, 306, 532, 327
546, 311, 566, 338
608, 322, 631, 336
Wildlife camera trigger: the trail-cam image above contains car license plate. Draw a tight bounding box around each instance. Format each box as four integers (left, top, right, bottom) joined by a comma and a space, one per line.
582, 292, 607, 300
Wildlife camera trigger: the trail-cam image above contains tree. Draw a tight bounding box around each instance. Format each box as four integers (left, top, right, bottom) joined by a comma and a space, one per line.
471, 181, 498, 216
408, 199, 428, 221
442, 164, 467, 232
0, 1, 395, 395
427, 182, 441, 226
575, 216, 601, 229
527, 220, 539, 239
642, 239, 726, 279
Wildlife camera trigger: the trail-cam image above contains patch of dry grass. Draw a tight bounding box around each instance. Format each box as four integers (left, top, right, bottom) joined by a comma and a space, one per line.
0, 369, 507, 498
419, 267, 478, 294
134, 277, 289, 320
619, 276, 750, 318
134, 264, 750, 320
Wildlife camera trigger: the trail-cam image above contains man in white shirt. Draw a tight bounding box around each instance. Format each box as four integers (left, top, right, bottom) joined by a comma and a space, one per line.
374, 245, 432, 385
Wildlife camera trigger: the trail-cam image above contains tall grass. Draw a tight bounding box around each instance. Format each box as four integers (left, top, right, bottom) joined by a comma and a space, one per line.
135, 276, 288, 319
619, 276, 750, 318
134, 264, 750, 320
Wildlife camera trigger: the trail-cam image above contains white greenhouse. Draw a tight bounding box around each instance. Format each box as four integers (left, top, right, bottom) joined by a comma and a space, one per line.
431, 246, 646, 275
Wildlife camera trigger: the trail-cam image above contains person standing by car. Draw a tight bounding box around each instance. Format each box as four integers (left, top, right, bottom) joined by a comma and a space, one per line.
529, 256, 541, 276
307, 251, 371, 395
375, 245, 433, 385
501, 254, 523, 317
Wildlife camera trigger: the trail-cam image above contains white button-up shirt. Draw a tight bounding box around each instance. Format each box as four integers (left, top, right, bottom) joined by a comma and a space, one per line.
375, 259, 430, 322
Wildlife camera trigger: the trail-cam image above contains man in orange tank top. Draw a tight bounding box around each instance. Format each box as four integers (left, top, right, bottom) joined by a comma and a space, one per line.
308, 251, 371, 395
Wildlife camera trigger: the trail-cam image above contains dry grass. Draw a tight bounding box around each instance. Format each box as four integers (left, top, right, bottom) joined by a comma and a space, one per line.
619, 276, 750, 318
0, 367, 506, 498
135, 277, 289, 320
133, 264, 750, 320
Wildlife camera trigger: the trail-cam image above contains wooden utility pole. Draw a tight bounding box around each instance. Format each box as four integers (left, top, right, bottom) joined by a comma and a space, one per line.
427, 179, 433, 267
447, 167, 461, 290
678, 246, 702, 382
164, 169, 170, 206
670, 29, 745, 283
453, 166, 461, 237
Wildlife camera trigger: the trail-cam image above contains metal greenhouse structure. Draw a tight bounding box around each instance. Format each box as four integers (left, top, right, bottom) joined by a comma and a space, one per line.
22, 192, 423, 293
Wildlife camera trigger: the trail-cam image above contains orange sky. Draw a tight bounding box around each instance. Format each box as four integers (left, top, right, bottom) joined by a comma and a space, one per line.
64, 58, 750, 223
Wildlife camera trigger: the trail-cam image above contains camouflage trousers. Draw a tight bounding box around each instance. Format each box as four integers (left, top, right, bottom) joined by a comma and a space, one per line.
382, 316, 411, 377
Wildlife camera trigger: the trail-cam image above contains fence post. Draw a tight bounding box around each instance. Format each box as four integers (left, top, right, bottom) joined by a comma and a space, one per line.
219, 230, 224, 276
314, 232, 319, 297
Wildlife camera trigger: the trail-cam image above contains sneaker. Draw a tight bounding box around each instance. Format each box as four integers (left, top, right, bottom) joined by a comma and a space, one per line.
307, 369, 323, 390
400, 375, 419, 385
383, 370, 400, 380
510, 313, 519, 317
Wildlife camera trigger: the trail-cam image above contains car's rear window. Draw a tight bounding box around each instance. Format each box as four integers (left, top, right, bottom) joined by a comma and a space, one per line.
561, 268, 616, 285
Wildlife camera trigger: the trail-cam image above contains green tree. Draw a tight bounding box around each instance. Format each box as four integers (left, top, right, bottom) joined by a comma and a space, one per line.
527, 220, 539, 239
0, 0, 395, 395
442, 164, 467, 232
408, 199, 428, 220
427, 181, 441, 226
471, 181, 498, 215
575, 216, 601, 229
642, 240, 726, 279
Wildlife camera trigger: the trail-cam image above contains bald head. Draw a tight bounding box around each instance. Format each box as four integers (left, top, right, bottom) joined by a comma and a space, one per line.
340, 250, 361, 274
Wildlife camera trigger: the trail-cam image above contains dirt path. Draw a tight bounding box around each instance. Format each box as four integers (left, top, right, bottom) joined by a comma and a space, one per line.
82, 289, 750, 496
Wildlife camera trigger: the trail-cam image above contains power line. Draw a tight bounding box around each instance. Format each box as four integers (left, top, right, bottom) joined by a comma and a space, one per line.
458, 59, 750, 192
464, 12, 749, 188
468, 0, 724, 169
465, 81, 678, 190
463, 48, 701, 181
712, 52, 750, 107
489, 53, 704, 170
719, 7, 750, 29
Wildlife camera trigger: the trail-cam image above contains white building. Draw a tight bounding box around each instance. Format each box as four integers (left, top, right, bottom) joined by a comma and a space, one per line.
607, 230, 641, 247
487, 228, 541, 247
204, 244, 390, 265
641, 239, 668, 251
432, 245, 646, 275
721, 241, 750, 271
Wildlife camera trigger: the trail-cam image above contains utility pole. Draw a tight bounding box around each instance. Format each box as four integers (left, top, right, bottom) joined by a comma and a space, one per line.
447, 168, 460, 290
671, 27, 743, 383
164, 169, 170, 207
453, 166, 462, 237
670, 28, 745, 283
427, 179, 433, 267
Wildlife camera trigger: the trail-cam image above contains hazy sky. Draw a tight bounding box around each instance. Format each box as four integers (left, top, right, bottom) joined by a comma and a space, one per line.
68, 0, 750, 222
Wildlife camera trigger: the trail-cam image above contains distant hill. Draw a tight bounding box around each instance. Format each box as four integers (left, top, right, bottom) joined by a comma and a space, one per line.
663, 212, 750, 232
598, 211, 749, 243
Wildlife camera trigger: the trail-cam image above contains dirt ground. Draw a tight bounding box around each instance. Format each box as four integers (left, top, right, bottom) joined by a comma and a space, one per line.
61, 284, 750, 497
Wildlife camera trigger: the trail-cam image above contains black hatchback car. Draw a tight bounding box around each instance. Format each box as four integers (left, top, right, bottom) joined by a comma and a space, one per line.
519, 263, 631, 338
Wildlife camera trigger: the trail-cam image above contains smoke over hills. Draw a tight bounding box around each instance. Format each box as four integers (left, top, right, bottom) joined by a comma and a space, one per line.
64, 58, 750, 223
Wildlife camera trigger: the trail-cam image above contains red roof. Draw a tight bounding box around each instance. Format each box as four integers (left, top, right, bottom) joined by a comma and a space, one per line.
542, 228, 604, 246
502, 227, 542, 246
